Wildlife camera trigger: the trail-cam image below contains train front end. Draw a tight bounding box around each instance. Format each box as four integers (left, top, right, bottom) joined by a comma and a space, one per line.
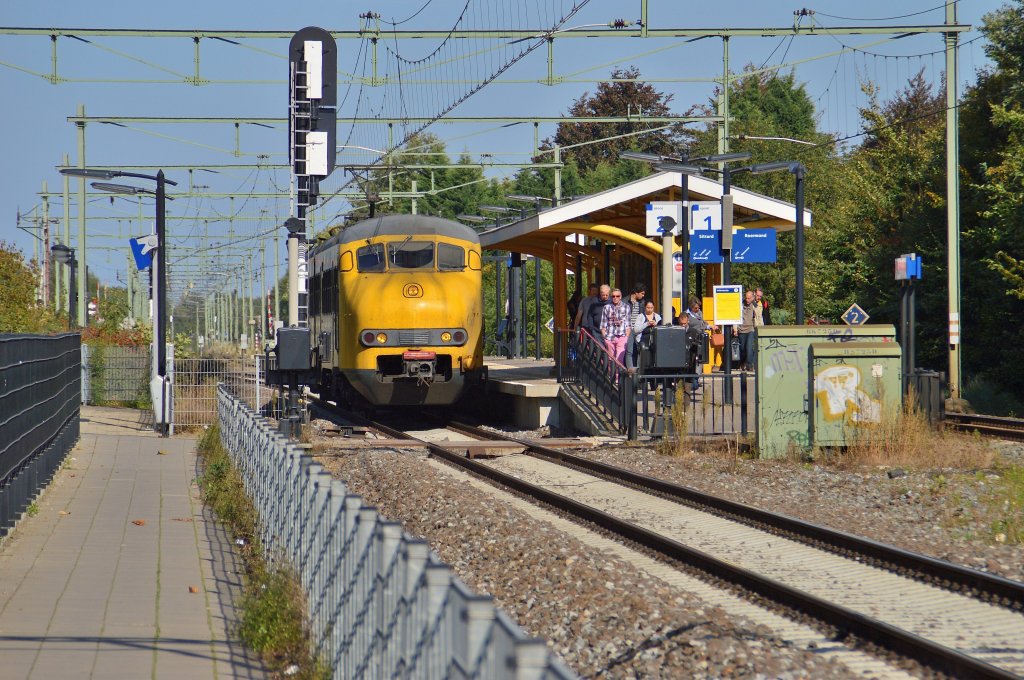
337, 217, 484, 406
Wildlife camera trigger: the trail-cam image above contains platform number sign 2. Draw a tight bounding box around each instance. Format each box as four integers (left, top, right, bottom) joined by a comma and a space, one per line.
842, 303, 870, 326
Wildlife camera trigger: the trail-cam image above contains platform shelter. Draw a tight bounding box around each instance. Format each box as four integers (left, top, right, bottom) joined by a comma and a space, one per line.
479, 171, 813, 361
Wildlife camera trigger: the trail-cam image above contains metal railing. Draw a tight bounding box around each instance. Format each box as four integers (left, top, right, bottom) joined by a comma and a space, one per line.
558, 329, 756, 440
0, 333, 80, 539
907, 369, 946, 426
217, 387, 575, 680
561, 330, 637, 438
633, 372, 755, 438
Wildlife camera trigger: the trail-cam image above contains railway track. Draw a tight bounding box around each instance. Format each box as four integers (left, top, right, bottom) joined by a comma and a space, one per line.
946, 412, 1024, 442
310, 399, 1024, 678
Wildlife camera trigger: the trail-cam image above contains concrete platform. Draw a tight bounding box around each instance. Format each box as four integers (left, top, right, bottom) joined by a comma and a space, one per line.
0, 406, 265, 679
484, 357, 563, 429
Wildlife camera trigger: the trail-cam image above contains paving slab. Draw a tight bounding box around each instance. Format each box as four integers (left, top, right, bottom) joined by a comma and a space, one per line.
0, 406, 266, 679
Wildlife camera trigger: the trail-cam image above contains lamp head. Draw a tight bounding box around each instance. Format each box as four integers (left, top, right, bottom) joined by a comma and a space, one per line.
283, 217, 305, 235
702, 152, 752, 164
618, 150, 664, 163
60, 168, 119, 180
655, 162, 703, 174
50, 243, 74, 264
748, 160, 803, 175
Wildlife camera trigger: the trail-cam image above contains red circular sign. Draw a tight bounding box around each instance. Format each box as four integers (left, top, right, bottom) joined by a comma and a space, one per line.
674, 262, 683, 272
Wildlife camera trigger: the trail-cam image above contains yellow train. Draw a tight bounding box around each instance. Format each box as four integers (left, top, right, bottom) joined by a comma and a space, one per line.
308, 214, 485, 406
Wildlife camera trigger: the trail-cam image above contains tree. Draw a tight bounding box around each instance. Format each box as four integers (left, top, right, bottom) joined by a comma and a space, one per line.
0, 242, 60, 333
956, 0, 1024, 402
548, 67, 688, 174
689, 67, 843, 323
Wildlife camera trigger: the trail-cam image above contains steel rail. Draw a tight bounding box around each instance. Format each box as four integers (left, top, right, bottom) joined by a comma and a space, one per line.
307, 400, 1020, 679
945, 413, 1024, 442
446, 420, 1024, 610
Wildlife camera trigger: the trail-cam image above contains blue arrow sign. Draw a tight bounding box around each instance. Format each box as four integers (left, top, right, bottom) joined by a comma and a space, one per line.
731, 229, 777, 263
842, 303, 870, 326
129, 237, 153, 271
689, 230, 723, 263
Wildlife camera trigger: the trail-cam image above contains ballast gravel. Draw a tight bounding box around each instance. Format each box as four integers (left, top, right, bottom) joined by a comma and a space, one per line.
572, 439, 1024, 584
311, 426, 861, 678
310, 419, 1024, 678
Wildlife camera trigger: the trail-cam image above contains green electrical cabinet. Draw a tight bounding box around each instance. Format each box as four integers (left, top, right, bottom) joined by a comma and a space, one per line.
756, 325, 897, 458
808, 342, 902, 447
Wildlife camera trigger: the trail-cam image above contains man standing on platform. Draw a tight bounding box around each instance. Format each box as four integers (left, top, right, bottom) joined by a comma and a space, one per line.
755, 287, 772, 325
583, 284, 610, 343
734, 289, 757, 371
601, 287, 631, 364
627, 283, 647, 329
574, 283, 600, 331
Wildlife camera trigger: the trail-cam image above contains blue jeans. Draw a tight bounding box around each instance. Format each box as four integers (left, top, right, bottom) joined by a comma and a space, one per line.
739, 332, 755, 368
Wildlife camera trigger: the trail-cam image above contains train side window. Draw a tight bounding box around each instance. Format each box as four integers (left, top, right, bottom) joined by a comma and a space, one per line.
357, 244, 386, 272
340, 251, 353, 272
468, 250, 482, 271
437, 243, 465, 271
388, 241, 434, 269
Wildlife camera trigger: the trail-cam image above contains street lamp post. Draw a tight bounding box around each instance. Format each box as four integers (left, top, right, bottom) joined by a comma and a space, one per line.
60, 168, 177, 436
50, 244, 76, 330
747, 161, 806, 324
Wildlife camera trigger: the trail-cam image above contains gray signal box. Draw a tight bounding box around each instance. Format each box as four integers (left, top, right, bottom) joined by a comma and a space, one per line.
808, 342, 902, 447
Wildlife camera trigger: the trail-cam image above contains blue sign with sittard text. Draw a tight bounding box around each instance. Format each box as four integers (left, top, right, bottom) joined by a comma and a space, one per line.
730, 229, 777, 263
689, 230, 723, 263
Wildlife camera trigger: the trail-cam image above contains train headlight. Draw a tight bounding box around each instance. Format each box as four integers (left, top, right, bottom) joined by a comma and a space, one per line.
362, 331, 375, 345
453, 330, 466, 344
440, 331, 452, 343
376, 332, 388, 344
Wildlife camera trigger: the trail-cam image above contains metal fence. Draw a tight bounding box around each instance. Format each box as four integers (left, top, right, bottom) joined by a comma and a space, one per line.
79, 345, 267, 429
174, 356, 261, 429
81, 344, 150, 406
0, 333, 80, 539
217, 387, 575, 680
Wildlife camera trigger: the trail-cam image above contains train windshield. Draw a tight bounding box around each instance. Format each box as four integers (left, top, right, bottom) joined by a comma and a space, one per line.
437, 243, 465, 271
357, 244, 386, 272
388, 240, 434, 270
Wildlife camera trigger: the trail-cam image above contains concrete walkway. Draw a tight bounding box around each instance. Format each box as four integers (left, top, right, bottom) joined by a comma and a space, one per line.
0, 406, 265, 679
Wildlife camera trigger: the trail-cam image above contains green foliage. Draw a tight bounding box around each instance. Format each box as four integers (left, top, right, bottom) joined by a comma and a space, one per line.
983, 466, 1024, 545
548, 66, 688, 174
358, 133, 507, 220
174, 332, 196, 360
0, 242, 61, 333
196, 426, 326, 678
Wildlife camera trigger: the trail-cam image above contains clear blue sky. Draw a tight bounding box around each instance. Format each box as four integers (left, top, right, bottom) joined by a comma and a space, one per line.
0, 0, 1002, 300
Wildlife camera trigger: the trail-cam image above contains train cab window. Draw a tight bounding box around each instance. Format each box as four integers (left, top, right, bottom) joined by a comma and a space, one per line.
340, 251, 353, 272
357, 244, 386, 272
388, 241, 434, 270
437, 243, 465, 271
468, 250, 482, 271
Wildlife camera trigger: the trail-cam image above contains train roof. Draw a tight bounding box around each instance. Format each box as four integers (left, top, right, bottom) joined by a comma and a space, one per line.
311, 214, 480, 254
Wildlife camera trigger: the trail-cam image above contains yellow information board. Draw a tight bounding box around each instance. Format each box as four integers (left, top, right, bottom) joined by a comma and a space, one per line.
713, 285, 742, 325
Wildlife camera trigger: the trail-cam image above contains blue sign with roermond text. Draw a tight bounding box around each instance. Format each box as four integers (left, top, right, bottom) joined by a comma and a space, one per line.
730, 229, 777, 263
689, 230, 723, 263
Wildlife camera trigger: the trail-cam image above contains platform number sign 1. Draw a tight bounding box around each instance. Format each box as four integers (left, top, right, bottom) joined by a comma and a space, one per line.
842, 303, 870, 326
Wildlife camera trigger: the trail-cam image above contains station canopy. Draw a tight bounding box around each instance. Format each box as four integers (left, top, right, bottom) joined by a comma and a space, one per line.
479, 170, 812, 259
